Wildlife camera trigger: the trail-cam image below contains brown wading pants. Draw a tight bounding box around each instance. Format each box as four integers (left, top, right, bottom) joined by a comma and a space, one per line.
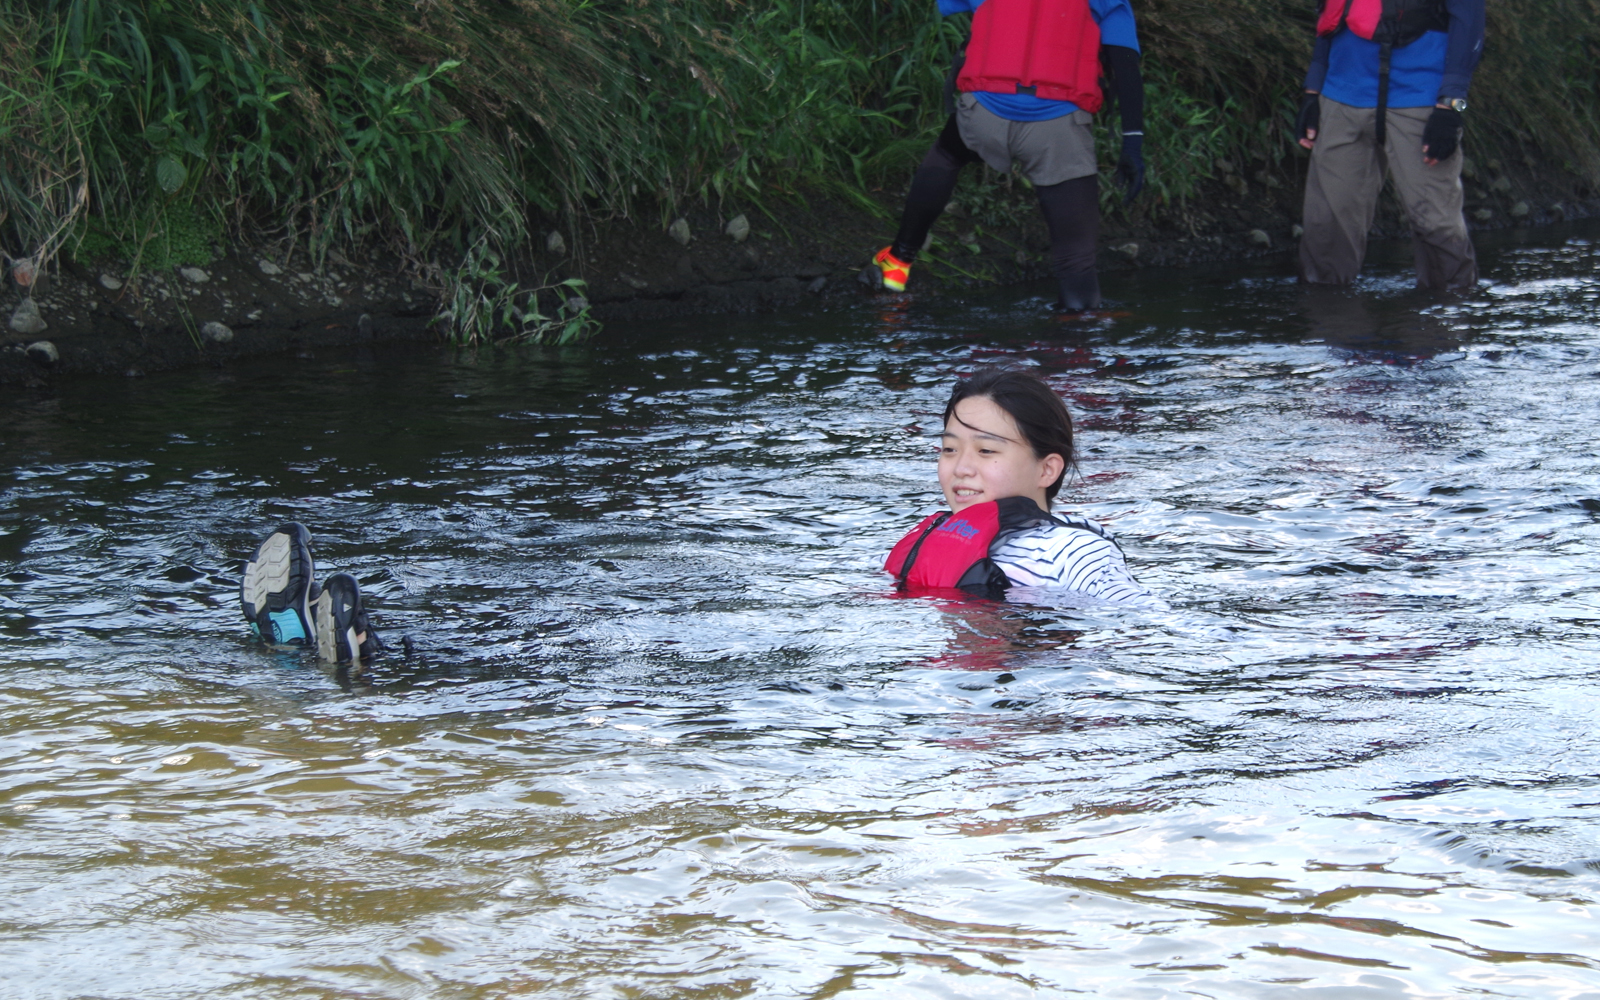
1300, 97, 1478, 291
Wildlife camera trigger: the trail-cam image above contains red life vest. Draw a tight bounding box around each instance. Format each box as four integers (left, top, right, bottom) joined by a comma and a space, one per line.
884, 496, 1057, 600
956, 0, 1104, 113
1316, 0, 1448, 46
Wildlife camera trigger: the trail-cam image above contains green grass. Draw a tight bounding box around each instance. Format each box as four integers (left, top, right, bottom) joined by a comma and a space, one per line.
3, 0, 1598, 342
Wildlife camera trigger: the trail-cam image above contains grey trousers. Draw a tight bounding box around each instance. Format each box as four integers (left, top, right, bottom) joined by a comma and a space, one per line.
1299, 97, 1478, 291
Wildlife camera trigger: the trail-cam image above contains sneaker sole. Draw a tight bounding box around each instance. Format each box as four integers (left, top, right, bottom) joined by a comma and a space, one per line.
241, 523, 314, 644
314, 572, 364, 665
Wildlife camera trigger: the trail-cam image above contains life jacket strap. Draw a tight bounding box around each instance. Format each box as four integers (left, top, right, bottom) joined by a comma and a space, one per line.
893, 512, 951, 587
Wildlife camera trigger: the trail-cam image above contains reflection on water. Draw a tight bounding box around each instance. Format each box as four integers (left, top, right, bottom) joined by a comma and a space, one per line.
3, 224, 1600, 998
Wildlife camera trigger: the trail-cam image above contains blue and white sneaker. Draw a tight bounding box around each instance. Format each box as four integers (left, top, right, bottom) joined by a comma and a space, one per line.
241, 523, 317, 646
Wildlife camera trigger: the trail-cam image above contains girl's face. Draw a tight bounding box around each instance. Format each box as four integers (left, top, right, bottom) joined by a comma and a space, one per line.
939, 395, 1065, 513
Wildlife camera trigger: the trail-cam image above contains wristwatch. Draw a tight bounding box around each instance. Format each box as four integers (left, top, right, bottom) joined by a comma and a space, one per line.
1439, 97, 1468, 113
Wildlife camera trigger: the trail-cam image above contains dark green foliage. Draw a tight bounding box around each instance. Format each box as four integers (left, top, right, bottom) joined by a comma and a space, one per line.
2, 0, 1598, 339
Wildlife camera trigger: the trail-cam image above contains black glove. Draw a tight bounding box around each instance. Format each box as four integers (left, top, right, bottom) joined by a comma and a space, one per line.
1294, 93, 1320, 144
1422, 106, 1463, 162
1116, 134, 1145, 203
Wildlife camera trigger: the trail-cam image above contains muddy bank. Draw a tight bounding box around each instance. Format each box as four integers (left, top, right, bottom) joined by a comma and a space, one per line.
4, 160, 1594, 386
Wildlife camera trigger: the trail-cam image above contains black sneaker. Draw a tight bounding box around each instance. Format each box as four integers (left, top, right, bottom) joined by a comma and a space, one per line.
312, 572, 384, 665
240, 523, 317, 646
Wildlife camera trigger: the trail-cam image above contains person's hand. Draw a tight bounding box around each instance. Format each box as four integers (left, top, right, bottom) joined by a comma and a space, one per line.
1117, 133, 1145, 203
1422, 106, 1463, 166
1295, 92, 1320, 149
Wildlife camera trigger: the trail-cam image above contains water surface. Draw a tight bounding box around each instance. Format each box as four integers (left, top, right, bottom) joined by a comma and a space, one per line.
4, 226, 1600, 998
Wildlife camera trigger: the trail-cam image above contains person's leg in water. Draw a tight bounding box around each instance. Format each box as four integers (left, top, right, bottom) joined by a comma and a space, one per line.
865, 116, 983, 291
241, 524, 384, 666
1034, 174, 1101, 311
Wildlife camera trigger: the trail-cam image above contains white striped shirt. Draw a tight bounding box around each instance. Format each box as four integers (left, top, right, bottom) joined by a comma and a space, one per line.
990, 513, 1168, 609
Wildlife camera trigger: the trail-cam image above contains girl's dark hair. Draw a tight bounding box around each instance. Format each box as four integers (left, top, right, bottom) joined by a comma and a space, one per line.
944, 368, 1076, 503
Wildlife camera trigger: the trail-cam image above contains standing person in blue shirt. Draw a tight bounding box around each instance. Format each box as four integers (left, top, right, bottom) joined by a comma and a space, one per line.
1294, 0, 1485, 291
862, 0, 1147, 313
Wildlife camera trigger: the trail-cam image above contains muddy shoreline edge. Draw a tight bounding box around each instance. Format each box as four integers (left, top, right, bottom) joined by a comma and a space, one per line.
5, 184, 1594, 388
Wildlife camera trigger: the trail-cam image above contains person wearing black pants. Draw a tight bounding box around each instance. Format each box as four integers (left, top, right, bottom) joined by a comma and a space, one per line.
864, 0, 1148, 313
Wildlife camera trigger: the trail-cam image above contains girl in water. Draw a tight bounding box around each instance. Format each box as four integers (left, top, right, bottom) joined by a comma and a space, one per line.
887, 367, 1165, 608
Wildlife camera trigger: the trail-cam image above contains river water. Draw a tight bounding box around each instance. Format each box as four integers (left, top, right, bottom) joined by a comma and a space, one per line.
4, 224, 1600, 998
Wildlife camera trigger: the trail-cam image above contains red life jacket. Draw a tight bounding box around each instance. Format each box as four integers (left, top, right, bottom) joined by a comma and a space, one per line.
1316, 0, 1448, 46
956, 0, 1104, 113
884, 496, 1058, 600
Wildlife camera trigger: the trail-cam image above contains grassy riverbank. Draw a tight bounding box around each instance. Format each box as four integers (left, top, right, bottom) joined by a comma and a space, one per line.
4, 0, 1599, 343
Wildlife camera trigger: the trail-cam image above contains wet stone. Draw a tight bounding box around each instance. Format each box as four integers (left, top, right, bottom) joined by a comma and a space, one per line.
99, 274, 123, 290
545, 231, 567, 255
179, 267, 210, 283
201, 321, 233, 344
1511, 201, 1531, 218
1112, 241, 1140, 261
257, 259, 283, 275
725, 214, 750, 243
9, 297, 47, 335
1249, 229, 1272, 247
668, 218, 692, 247
25, 340, 58, 364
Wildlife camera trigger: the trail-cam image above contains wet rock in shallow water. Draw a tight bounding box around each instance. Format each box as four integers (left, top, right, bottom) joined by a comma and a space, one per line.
545, 231, 566, 255
807, 276, 827, 294
725, 214, 750, 243
1490, 176, 1511, 193
257, 259, 282, 275
1112, 241, 1139, 261
25, 340, 57, 364
668, 218, 691, 246
9, 297, 47, 334
201, 321, 233, 343
99, 273, 123, 290
1510, 200, 1530, 218
1292, 224, 1304, 239
1248, 229, 1272, 247
1473, 208, 1494, 222
179, 266, 209, 283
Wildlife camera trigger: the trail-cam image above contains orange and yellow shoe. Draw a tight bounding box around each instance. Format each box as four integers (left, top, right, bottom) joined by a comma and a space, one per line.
867, 246, 912, 292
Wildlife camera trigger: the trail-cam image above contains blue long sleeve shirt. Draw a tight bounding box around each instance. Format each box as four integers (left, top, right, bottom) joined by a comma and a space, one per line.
938, 0, 1140, 122
1304, 0, 1484, 107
